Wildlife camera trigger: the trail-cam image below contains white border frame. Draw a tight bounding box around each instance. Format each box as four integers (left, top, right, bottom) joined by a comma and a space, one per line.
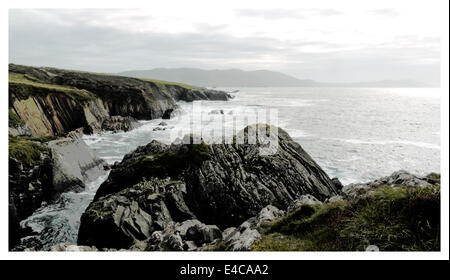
1, 0, 448, 260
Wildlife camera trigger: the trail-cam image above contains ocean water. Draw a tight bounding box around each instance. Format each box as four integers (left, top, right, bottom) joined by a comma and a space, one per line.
17, 87, 441, 250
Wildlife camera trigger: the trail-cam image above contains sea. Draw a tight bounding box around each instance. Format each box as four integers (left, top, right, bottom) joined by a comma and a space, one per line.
17, 87, 441, 250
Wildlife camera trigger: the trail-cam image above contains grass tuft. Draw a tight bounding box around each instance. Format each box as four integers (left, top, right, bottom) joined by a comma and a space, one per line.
8, 109, 25, 127
9, 136, 50, 165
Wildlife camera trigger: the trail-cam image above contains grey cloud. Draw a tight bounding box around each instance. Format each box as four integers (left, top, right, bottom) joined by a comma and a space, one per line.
367, 9, 399, 17
9, 9, 440, 85
234, 8, 342, 20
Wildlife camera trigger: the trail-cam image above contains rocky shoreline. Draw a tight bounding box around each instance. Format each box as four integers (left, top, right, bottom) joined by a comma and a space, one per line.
8, 64, 231, 250
8, 64, 440, 252
47, 170, 440, 252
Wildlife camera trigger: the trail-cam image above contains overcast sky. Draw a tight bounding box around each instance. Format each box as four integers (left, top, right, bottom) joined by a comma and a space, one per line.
8, 1, 442, 84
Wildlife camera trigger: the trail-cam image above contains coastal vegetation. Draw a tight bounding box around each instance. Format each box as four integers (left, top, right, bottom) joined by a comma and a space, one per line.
9, 72, 95, 103
8, 136, 50, 165
252, 184, 440, 251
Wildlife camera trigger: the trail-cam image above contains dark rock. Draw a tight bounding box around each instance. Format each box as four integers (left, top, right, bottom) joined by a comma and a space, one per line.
9, 155, 53, 222
185, 223, 222, 245
331, 177, 344, 190
9, 196, 21, 250
101, 116, 139, 132
162, 109, 173, 119
78, 178, 194, 249
209, 109, 225, 115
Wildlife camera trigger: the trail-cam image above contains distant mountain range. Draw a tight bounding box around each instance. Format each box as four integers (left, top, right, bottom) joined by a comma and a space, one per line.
117, 68, 432, 88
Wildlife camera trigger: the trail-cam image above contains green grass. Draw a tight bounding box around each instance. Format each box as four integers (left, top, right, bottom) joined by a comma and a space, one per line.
38, 66, 196, 90
9, 73, 95, 103
20, 136, 58, 143
141, 78, 196, 90
130, 142, 211, 179
9, 136, 50, 165
253, 185, 440, 251
8, 109, 25, 127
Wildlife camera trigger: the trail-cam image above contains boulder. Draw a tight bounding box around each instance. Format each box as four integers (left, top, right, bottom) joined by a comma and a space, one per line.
326, 195, 345, 203
145, 219, 222, 251
50, 242, 98, 252
331, 177, 344, 190
9, 124, 32, 137
227, 228, 261, 251
255, 205, 285, 227
48, 135, 106, 196
288, 194, 322, 212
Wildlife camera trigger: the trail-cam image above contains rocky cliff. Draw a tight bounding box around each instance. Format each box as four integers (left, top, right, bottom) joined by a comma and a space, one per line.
77, 124, 341, 249
9, 64, 230, 137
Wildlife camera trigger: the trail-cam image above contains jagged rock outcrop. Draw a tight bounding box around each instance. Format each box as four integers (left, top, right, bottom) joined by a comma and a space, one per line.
8, 142, 53, 249
9, 64, 230, 137
9, 152, 53, 222
78, 124, 340, 249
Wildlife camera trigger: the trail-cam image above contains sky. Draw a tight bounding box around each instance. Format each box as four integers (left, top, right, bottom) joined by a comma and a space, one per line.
8, 1, 443, 84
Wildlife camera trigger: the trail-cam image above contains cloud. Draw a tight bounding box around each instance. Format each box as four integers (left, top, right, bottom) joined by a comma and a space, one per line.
367, 9, 399, 18
8, 8, 440, 85
234, 8, 342, 20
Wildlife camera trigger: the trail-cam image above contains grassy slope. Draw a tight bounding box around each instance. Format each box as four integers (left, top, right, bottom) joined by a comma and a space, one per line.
41, 65, 196, 90
140, 78, 195, 90
252, 184, 440, 251
8, 136, 52, 165
9, 66, 197, 108
9, 73, 95, 103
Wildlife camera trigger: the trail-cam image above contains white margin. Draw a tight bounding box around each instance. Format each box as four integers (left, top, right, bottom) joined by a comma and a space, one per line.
1, 0, 448, 260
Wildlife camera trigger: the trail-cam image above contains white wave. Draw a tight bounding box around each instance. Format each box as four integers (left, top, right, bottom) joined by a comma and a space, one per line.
326, 138, 440, 150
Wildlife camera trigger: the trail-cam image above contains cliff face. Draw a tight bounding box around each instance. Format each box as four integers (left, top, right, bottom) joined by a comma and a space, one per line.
78, 124, 340, 249
9, 64, 230, 137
